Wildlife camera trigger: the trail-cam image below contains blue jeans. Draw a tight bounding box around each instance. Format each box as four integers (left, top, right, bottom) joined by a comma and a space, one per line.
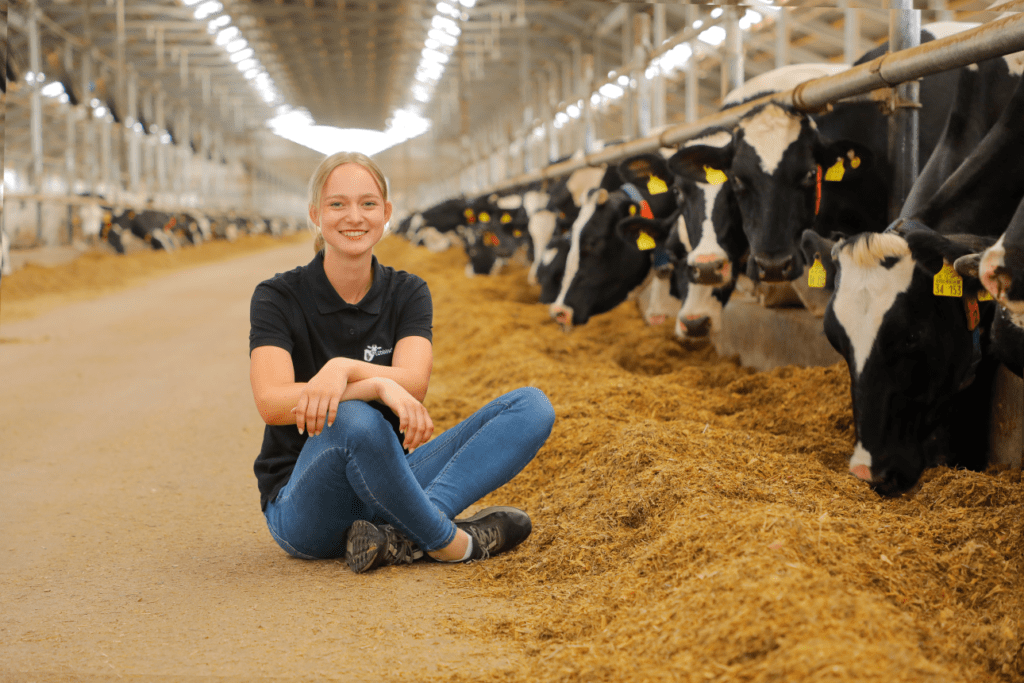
264, 387, 555, 559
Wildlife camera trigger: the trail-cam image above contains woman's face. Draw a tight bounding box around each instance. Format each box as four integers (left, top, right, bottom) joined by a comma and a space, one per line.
311, 163, 392, 258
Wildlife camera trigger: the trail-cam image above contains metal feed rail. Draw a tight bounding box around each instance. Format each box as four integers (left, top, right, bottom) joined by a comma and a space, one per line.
481, 12, 1024, 196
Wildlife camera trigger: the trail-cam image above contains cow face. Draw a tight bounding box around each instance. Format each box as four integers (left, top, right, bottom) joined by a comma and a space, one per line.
979, 224, 1024, 333
549, 188, 647, 327
825, 229, 995, 496
667, 130, 746, 288
720, 103, 874, 283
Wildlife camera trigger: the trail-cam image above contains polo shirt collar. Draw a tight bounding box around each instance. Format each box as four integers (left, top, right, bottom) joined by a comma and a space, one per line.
308, 251, 387, 315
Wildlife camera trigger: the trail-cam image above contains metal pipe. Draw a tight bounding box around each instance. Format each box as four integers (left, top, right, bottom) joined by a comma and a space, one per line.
889, 1, 921, 219
484, 13, 1024, 194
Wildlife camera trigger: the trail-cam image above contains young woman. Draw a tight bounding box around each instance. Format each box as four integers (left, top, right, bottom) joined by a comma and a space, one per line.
249, 151, 555, 573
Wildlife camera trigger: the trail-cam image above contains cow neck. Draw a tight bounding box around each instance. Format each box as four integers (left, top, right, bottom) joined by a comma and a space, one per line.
959, 293, 985, 391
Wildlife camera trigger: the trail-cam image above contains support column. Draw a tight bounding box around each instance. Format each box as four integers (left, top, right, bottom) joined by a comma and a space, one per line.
844, 1, 861, 64
582, 54, 596, 153
633, 12, 652, 139
775, 7, 789, 69
685, 5, 698, 123
889, 1, 920, 220
723, 6, 744, 99
28, 0, 45, 243
651, 4, 667, 132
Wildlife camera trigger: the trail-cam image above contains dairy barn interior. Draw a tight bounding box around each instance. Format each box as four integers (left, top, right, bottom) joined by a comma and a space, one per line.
2, 0, 1024, 682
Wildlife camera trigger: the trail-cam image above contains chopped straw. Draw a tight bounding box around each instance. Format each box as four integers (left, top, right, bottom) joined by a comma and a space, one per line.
373, 237, 1024, 683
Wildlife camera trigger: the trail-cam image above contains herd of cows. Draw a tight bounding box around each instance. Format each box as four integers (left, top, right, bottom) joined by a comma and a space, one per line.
392, 23, 1024, 499
0, 202, 300, 278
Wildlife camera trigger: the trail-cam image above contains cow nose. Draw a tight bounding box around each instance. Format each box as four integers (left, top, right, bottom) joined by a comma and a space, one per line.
754, 254, 795, 282
550, 304, 573, 328
691, 260, 726, 285
681, 315, 711, 338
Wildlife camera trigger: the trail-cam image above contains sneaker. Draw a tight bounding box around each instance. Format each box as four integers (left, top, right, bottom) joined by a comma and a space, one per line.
454, 506, 532, 561
345, 520, 424, 574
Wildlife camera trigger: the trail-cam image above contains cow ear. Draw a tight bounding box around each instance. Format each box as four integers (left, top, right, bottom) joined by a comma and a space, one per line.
667, 145, 733, 185
618, 154, 673, 193
954, 253, 982, 280
815, 141, 873, 182
617, 216, 672, 251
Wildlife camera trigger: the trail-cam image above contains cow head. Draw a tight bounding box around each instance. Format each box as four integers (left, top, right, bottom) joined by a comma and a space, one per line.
667, 130, 746, 288
825, 227, 996, 496
548, 187, 647, 328
677, 103, 874, 283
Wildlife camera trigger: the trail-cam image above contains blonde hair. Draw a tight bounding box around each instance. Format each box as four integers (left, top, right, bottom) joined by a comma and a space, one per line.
307, 151, 390, 253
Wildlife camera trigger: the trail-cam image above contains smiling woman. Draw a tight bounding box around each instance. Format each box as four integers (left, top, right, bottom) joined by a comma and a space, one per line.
247, 151, 555, 574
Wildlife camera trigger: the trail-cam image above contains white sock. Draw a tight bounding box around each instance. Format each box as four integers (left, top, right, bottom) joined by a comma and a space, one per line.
444, 535, 473, 563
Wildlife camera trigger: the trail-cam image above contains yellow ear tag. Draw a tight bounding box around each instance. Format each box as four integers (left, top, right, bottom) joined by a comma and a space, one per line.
824, 159, 845, 182
479, 211, 491, 223
647, 175, 668, 195
850, 154, 861, 169
513, 229, 522, 238
629, 204, 637, 216
703, 166, 727, 185
808, 257, 827, 288
636, 231, 656, 251
977, 289, 993, 301
500, 212, 512, 224
933, 263, 963, 297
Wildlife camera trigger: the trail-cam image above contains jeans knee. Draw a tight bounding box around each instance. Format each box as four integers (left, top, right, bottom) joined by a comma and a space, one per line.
515, 386, 556, 436
324, 400, 394, 445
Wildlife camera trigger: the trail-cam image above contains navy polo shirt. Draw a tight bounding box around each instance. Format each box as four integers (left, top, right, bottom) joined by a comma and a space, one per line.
249, 252, 433, 510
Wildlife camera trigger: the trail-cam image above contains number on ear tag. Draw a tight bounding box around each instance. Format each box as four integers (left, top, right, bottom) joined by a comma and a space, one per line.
647, 175, 668, 195
703, 166, 727, 185
824, 159, 845, 182
636, 231, 656, 251
933, 263, 963, 297
808, 257, 827, 288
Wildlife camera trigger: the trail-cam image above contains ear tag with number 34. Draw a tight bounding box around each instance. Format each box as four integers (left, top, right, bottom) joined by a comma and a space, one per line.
933, 263, 963, 297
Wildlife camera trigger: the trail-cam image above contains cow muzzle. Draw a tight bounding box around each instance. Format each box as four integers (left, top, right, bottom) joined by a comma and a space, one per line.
753, 253, 798, 283
689, 256, 730, 286
550, 303, 574, 329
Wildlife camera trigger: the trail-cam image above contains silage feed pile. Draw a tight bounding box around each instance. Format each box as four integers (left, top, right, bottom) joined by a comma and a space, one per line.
371, 238, 1024, 683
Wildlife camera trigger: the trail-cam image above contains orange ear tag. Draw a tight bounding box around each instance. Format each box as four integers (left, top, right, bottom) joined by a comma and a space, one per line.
808, 257, 827, 288
464, 209, 476, 223
933, 263, 963, 297
703, 166, 727, 185
824, 159, 845, 182
849, 151, 862, 169
647, 175, 668, 195
636, 231, 656, 251
483, 231, 500, 247
965, 297, 980, 331
640, 201, 654, 220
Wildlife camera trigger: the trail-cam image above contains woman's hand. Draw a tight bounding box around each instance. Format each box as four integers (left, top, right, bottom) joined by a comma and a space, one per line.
293, 358, 352, 436
376, 378, 434, 450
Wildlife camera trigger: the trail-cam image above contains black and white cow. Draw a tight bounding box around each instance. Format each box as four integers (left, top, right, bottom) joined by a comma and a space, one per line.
822, 67, 1024, 495
971, 197, 1024, 377
548, 156, 681, 328
527, 167, 601, 287
670, 27, 972, 288
825, 228, 999, 496
405, 197, 474, 252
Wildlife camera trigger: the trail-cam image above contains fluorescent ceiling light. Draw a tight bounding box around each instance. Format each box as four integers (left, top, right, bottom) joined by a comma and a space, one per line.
268, 106, 430, 156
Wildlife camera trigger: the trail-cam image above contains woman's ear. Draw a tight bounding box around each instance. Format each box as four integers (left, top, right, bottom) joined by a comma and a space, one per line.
384, 201, 393, 225
308, 204, 319, 228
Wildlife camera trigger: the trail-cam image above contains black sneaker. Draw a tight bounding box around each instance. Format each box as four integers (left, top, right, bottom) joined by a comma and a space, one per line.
454, 506, 532, 561
345, 521, 424, 574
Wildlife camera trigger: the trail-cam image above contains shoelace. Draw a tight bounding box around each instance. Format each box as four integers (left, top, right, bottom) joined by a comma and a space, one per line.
466, 525, 499, 561
382, 526, 422, 564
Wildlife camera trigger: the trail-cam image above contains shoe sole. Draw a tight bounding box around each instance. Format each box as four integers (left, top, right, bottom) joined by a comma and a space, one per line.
345, 520, 385, 574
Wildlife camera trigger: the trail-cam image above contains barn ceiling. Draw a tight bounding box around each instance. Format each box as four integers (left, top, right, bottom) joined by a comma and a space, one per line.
1, 0, 1012, 202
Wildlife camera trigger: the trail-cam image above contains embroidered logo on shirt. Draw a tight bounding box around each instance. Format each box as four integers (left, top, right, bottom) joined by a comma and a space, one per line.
364, 344, 394, 362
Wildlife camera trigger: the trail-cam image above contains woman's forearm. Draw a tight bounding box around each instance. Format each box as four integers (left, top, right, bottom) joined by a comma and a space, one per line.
256, 377, 386, 426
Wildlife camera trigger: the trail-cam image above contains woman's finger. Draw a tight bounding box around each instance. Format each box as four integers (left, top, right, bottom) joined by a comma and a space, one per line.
295, 395, 309, 434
